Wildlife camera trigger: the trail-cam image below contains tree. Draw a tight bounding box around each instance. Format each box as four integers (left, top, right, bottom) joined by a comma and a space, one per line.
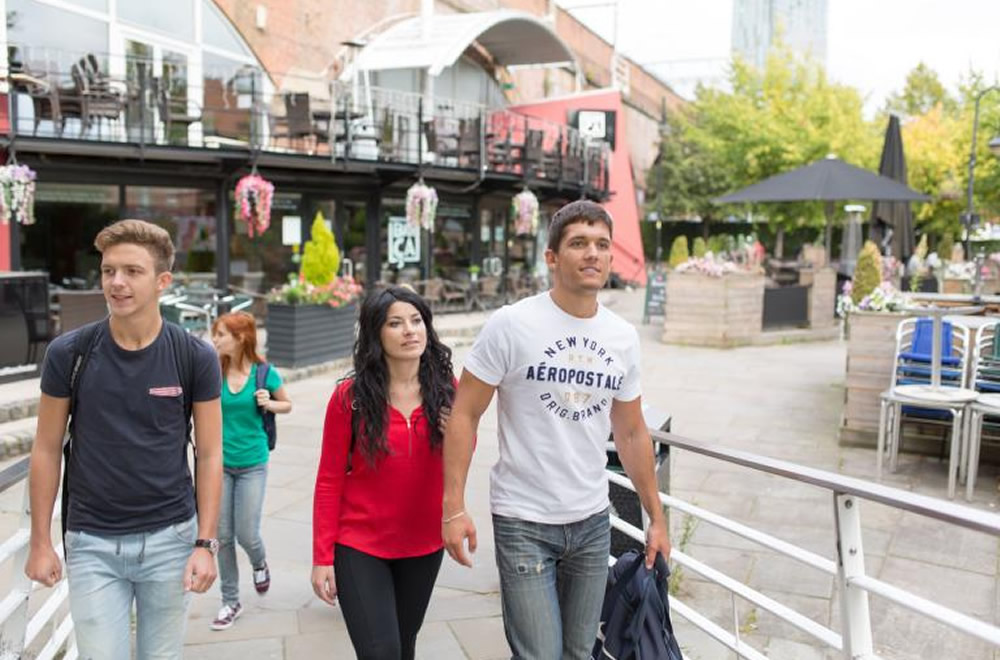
692, 236, 707, 258
885, 63, 957, 117
301, 211, 341, 286
646, 41, 880, 249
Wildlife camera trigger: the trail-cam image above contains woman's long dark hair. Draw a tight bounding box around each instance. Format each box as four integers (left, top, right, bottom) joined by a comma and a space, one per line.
342, 286, 455, 466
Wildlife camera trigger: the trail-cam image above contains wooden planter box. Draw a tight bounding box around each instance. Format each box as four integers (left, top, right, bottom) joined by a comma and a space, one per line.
807, 267, 837, 328
662, 272, 764, 347
266, 302, 357, 368
839, 310, 918, 445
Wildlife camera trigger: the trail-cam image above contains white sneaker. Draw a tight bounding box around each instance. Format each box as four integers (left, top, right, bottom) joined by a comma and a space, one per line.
210, 603, 243, 631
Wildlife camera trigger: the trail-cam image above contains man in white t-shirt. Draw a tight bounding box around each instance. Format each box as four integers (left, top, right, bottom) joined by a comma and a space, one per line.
442, 200, 670, 659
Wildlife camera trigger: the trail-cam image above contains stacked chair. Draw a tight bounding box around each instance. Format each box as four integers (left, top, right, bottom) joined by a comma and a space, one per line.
964, 321, 1000, 500
877, 317, 975, 498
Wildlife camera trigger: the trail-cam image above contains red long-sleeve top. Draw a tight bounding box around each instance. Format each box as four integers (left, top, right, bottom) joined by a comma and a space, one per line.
312, 380, 445, 565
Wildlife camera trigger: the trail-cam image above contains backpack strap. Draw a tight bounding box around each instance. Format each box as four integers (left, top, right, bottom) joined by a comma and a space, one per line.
62, 318, 107, 542
255, 362, 270, 396
163, 322, 195, 447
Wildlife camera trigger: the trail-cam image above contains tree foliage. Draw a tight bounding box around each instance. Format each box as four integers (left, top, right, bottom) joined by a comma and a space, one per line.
646, 42, 879, 240
885, 62, 957, 117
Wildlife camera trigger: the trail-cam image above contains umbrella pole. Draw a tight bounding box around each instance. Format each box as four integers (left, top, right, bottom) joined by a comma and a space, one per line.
824, 200, 834, 264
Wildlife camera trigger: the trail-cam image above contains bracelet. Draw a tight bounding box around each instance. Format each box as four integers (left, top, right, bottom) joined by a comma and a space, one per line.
442, 510, 466, 524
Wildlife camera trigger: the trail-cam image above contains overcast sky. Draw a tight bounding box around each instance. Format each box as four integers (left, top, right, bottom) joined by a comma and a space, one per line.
558, 0, 1000, 112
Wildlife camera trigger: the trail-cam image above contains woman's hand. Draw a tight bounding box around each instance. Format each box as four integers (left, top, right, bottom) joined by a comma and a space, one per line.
255, 389, 271, 411
311, 565, 337, 605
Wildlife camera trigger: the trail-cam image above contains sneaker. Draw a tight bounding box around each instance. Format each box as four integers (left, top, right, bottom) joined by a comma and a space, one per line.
210, 603, 243, 631
253, 562, 271, 594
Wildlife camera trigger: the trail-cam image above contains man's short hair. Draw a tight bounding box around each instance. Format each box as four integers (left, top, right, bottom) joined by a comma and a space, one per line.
547, 200, 613, 251
94, 219, 175, 273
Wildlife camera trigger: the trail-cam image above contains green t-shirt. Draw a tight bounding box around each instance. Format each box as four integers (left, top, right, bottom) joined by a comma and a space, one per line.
221, 363, 282, 468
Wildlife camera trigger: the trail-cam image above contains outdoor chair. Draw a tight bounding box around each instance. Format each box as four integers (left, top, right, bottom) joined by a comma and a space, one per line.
70, 62, 125, 137
155, 78, 202, 144
475, 276, 503, 309
877, 316, 974, 498
963, 321, 1000, 499
283, 92, 328, 152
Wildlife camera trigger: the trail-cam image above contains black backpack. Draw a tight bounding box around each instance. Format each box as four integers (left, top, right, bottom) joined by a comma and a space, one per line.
64, 318, 196, 540
591, 550, 683, 660
255, 362, 277, 451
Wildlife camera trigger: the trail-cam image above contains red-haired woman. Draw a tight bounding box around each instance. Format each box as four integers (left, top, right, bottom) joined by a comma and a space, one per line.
209, 312, 292, 630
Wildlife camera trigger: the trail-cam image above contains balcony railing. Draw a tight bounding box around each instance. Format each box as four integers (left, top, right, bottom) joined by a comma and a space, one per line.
4, 46, 610, 193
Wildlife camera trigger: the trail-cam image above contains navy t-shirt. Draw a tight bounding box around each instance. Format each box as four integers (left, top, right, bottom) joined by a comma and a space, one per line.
40, 320, 222, 534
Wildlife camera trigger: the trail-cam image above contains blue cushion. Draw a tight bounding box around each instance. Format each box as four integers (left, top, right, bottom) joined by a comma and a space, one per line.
899, 351, 961, 366
901, 405, 953, 420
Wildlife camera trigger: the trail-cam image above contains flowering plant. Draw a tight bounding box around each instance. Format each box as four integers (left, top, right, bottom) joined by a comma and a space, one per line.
881, 255, 903, 282
269, 272, 362, 307
511, 188, 540, 235
674, 256, 740, 277
235, 174, 274, 237
406, 180, 437, 231
0, 164, 37, 225
837, 280, 905, 317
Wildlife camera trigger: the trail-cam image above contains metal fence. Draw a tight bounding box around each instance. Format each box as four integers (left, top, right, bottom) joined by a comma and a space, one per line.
608, 430, 1000, 659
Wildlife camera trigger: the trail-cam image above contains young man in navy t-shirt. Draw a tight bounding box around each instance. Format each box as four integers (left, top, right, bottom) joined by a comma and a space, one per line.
25, 219, 223, 660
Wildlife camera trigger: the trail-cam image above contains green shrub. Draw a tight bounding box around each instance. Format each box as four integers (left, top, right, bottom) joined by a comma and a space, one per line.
692, 236, 707, 258
706, 234, 727, 255
851, 240, 883, 304
938, 233, 954, 262
669, 235, 690, 268
301, 211, 341, 286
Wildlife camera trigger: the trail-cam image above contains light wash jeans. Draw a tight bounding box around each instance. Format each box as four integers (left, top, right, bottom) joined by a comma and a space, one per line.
66, 515, 197, 660
492, 508, 611, 660
218, 462, 268, 605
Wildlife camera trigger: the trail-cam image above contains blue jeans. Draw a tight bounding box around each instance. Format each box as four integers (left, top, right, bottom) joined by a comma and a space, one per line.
218, 463, 268, 605
66, 515, 196, 660
493, 509, 611, 660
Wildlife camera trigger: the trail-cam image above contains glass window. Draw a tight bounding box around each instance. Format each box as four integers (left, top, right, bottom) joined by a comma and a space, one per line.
203, 52, 261, 142
64, 0, 107, 11
117, 0, 194, 40
229, 192, 301, 291
8, 0, 109, 74
21, 183, 119, 286
202, 0, 252, 57
125, 186, 216, 274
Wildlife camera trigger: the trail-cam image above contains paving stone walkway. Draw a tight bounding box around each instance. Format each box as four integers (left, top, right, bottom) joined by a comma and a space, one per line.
1, 289, 998, 659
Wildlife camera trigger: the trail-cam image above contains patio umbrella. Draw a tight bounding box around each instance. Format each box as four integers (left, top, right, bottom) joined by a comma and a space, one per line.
870, 115, 916, 260
714, 155, 929, 262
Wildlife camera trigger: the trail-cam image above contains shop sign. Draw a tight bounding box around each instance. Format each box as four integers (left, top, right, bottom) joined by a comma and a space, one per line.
388, 216, 421, 267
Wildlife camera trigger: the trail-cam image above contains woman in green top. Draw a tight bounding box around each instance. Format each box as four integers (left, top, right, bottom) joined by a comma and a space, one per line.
209, 311, 292, 631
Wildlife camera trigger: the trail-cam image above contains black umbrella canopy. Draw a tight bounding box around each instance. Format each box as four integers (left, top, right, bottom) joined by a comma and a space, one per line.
870, 115, 916, 260
714, 156, 930, 204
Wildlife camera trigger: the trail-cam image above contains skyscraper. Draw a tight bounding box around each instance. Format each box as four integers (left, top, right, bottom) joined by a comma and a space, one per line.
732, 0, 828, 70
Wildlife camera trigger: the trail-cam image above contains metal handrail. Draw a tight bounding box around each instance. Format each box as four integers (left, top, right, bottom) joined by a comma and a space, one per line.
610, 430, 1000, 659
651, 430, 1000, 535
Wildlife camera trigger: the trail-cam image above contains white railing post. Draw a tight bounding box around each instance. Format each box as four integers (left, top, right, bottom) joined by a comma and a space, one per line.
1, 483, 32, 659
834, 493, 874, 659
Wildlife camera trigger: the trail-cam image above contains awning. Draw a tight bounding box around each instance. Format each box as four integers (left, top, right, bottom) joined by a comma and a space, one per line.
350, 10, 575, 77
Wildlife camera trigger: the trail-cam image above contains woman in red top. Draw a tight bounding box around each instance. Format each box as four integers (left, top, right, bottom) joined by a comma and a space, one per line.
312, 286, 455, 660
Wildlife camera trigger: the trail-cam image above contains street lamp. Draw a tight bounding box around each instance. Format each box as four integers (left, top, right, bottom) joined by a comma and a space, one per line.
963, 85, 1000, 296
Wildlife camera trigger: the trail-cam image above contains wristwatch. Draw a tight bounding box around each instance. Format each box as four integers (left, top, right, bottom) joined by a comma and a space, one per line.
194, 538, 220, 556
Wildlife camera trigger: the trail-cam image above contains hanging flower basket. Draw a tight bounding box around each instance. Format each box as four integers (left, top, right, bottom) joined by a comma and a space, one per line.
512, 188, 539, 236
0, 164, 37, 225
235, 173, 274, 237
406, 180, 437, 231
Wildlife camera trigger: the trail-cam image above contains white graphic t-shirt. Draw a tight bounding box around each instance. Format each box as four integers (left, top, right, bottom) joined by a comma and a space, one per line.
463, 291, 642, 524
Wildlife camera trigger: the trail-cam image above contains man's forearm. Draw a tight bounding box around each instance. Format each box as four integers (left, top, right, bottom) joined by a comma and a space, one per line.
28, 449, 62, 548
615, 429, 665, 522
195, 453, 222, 538
443, 413, 477, 513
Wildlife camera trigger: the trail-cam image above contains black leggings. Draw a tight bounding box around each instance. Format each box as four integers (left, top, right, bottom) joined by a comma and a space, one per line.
334, 544, 444, 660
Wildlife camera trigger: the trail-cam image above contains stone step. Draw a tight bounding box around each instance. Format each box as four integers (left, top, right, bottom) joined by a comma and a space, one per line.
0, 416, 36, 459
